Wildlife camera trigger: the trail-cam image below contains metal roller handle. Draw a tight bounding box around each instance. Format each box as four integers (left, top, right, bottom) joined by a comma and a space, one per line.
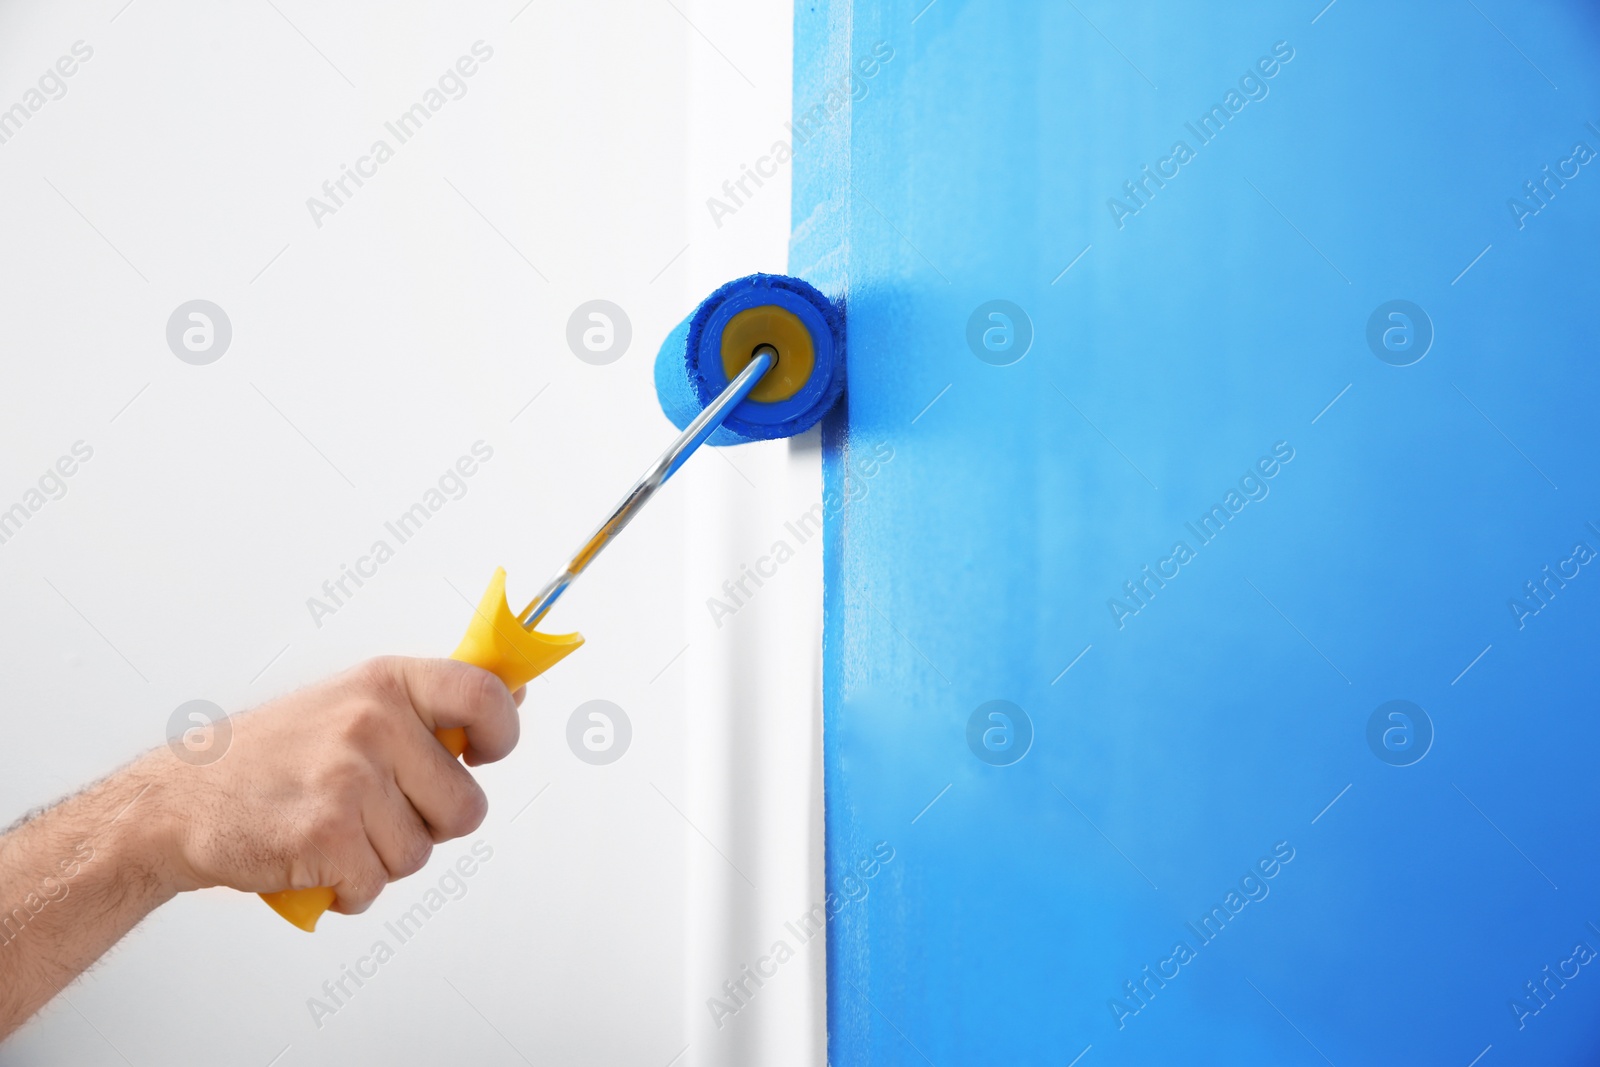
516, 345, 777, 628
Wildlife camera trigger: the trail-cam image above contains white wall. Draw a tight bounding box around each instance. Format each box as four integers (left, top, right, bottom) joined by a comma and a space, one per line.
0, 1, 820, 1063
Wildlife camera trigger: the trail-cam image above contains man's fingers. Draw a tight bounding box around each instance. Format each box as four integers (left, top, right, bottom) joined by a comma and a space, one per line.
392, 736, 490, 843
388, 658, 520, 765
364, 784, 437, 881
323, 835, 390, 915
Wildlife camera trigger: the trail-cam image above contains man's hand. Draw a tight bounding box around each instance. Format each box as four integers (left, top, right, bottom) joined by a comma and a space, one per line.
0, 657, 522, 1039
159, 657, 521, 913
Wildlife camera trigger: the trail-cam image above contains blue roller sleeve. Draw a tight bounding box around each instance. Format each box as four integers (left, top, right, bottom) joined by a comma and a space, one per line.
653, 272, 845, 445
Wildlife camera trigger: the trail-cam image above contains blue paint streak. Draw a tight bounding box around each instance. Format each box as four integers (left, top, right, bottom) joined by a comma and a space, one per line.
795, 1, 1600, 1063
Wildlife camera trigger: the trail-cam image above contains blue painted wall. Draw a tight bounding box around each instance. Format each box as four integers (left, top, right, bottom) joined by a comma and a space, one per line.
792, 1, 1600, 1063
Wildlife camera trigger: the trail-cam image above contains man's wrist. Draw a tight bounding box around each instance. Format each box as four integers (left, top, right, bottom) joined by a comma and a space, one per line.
90, 754, 192, 904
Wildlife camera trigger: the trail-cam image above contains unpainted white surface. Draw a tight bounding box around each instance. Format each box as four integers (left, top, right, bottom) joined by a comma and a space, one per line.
0, 1, 821, 1063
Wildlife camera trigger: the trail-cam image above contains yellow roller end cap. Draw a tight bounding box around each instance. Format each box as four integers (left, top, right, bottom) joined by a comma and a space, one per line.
261, 887, 336, 932
720, 305, 815, 403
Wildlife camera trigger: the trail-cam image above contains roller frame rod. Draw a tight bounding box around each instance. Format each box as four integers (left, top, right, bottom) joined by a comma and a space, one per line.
516, 346, 776, 629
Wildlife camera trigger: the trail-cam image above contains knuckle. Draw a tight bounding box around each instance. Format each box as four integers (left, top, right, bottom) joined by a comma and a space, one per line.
439, 780, 489, 838
312, 757, 375, 807
352, 657, 409, 709
352, 656, 400, 694
337, 700, 397, 751
459, 665, 506, 718
305, 810, 355, 856
346, 859, 389, 909
286, 865, 323, 892
395, 835, 433, 879
341, 883, 380, 913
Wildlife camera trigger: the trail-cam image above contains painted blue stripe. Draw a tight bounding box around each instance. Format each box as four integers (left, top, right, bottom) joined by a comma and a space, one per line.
797, 1, 1600, 1062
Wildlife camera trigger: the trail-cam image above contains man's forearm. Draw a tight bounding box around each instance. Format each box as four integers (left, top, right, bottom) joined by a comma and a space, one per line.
0, 756, 179, 1039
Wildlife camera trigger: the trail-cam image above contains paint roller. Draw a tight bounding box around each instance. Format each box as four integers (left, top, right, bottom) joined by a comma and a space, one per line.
262, 273, 844, 931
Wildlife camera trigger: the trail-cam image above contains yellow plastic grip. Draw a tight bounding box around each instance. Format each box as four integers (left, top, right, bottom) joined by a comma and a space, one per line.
260, 568, 583, 931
